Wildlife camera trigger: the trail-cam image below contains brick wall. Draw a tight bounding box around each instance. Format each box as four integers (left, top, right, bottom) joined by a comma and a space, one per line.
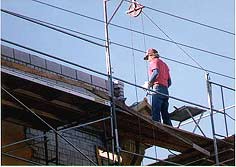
25, 127, 104, 165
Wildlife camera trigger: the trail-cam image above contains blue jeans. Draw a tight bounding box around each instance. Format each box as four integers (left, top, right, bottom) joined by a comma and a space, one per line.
152, 85, 172, 126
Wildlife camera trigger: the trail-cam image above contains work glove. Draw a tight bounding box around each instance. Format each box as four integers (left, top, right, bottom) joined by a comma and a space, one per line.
142, 81, 149, 89
142, 81, 154, 96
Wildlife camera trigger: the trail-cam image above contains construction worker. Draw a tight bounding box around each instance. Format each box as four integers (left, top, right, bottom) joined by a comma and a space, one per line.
143, 48, 172, 126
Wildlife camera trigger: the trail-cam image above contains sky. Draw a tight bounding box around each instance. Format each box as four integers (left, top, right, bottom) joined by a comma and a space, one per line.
1, 0, 235, 165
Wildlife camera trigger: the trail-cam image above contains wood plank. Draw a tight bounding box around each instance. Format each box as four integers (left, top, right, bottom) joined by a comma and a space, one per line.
151, 135, 235, 166
114, 100, 213, 154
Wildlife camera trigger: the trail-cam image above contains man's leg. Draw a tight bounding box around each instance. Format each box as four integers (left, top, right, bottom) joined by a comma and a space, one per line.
152, 94, 162, 122
161, 99, 172, 126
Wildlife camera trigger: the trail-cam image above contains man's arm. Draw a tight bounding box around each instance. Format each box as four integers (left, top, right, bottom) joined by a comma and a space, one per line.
149, 69, 159, 87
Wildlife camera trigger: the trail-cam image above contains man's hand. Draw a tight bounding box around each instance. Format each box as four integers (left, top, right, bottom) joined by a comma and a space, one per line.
142, 81, 153, 89
142, 81, 149, 89
148, 81, 154, 87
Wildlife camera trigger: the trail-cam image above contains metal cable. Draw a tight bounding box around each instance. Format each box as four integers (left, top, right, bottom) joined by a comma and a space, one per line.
30, 0, 234, 61
141, 13, 149, 82
1, 9, 105, 48
123, 0, 235, 35
31, 0, 104, 23
1, 38, 107, 77
2, 10, 233, 80
142, 11, 206, 72
144, 6, 235, 36
141, 13, 152, 103
110, 41, 235, 80
108, 0, 125, 24
110, 23, 235, 61
129, 18, 139, 103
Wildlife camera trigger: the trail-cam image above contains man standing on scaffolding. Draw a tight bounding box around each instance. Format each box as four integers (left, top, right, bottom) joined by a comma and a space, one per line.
144, 48, 172, 126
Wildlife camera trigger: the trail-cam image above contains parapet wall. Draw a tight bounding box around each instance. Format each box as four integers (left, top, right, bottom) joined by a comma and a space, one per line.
1, 45, 124, 100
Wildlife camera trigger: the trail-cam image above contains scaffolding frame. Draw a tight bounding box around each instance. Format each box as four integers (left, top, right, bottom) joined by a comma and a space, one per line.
1, 38, 234, 166
1, 39, 235, 165
1, 1, 235, 166
103, 0, 120, 163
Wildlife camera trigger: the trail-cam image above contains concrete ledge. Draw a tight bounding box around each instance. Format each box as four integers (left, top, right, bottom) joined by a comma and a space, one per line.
91, 75, 106, 89
1, 45, 14, 58
61, 65, 77, 79
46, 60, 61, 74
30, 55, 46, 68
14, 49, 30, 63
76, 70, 92, 84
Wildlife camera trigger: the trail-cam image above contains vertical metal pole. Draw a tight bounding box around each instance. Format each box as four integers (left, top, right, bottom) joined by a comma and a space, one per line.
220, 86, 229, 137
205, 73, 219, 165
43, 131, 49, 165
55, 131, 59, 165
103, 112, 111, 165
103, 0, 121, 164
